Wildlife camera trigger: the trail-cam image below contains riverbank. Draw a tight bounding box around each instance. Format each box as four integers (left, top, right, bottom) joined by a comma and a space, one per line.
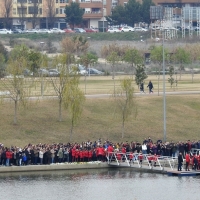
0, 162, 109, 173
0, 161, 169, 175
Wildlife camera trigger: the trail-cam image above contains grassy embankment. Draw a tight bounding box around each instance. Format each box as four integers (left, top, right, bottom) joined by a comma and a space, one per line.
0, 32, 151, 41
0, 74, 200, 147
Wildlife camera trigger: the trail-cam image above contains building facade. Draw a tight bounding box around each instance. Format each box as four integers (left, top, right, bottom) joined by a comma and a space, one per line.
0, 0, 111, 29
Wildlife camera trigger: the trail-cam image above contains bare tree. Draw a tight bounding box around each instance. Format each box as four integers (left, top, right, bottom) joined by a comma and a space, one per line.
30, 0, 40, 28
114, 78, 137, 138
47, 0, 56, 29
3, 0, 12, 29
18, 0, 27, 29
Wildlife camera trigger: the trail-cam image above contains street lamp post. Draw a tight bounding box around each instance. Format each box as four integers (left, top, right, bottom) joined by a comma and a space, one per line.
40, 42, 45, 98
162, 27, 166, 142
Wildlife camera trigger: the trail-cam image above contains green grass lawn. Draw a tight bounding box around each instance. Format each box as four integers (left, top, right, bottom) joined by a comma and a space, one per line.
0, 94, 200, 147
0, 74, 200, 147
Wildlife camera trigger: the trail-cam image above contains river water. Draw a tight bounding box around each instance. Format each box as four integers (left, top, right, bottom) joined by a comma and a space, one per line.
0, 168, 199, 200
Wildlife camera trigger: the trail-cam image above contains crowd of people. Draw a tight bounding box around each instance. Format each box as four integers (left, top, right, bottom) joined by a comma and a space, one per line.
0, 137, 200, 171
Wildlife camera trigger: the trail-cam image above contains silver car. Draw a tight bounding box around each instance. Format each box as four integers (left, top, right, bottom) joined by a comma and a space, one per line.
49, 28, 65, 33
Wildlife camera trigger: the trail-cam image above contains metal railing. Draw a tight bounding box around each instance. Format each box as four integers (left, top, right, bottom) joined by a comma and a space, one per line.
107, 152, 178, 171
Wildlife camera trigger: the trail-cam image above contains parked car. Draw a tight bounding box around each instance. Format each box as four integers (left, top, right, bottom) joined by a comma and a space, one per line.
87, 68, 104, 75
84, 28, 98, 33
78, 65, 88, 75
38, 68, 49, 76
25, 29, 38, 33
23, 69, 33, 76
120, 26, 134, 32
0, 29, 13, 34
49, 28, 65, 33
74, 28, 86, 33
48, 69, 60, 77
107, 27, 120, 33
12, 29, 23, 34
134, 27, 148, 32
37, 29, 51, 34
63, 28, 75, 33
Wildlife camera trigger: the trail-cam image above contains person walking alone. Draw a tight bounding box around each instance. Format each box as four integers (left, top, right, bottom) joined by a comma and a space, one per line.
178, 152, 183, 171
147, 80, 153, 94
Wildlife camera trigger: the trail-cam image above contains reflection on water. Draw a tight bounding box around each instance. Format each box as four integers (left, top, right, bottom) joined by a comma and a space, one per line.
0, 168, 200, 200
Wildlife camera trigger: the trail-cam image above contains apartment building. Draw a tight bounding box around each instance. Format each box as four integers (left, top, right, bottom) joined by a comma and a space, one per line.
0, 0, 111, 29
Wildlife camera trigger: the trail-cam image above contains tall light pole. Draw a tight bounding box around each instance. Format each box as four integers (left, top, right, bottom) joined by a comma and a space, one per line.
40, 42, 45, 98
162, 24, 166, 142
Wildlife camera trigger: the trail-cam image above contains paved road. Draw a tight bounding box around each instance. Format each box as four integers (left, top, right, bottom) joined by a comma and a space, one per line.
1, 90, 200, 100
85, 91, 200, 99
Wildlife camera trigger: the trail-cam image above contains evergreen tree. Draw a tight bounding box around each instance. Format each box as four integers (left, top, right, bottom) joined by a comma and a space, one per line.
135, 64, 148, 87
65, 2, 84, 29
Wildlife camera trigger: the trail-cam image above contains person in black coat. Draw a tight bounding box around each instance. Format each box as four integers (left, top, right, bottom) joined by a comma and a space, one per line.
178, 152, 183, 171
140, 82, 145, 94
147, 80, 153, 93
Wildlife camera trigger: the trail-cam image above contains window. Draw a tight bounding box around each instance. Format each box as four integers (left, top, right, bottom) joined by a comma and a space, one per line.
28, 6, 38, 14
56, 8, 59, 14
13, 8, 17, 15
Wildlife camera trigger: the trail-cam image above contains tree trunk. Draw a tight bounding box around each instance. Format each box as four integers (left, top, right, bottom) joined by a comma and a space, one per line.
132, 63, 134, 79
14, 100, 17, 125
70, 118, 74, 142
59, 97, 62, 122
191, 68, 194, 83
122, 120, 125, 138
112, 64, 116, 95
179, 64, 182, 80
84, 74, 87, 94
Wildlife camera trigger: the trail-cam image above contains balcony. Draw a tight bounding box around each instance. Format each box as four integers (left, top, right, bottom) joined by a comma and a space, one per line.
79, 0, 102, 2
83, 11, 103, 18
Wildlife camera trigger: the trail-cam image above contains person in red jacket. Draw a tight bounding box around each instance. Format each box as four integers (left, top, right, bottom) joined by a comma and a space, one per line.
129, 152, 134, 163
185, 152, 190, 171
197, 154, 200, 170
138, 152, 143, 167
75, 149, 79, 162
79, 150, 83, 162
88, 150, 92, 161
147, 153, 153, 167
6, 148, 13, 166
72, 148, 76, 162
83, 149, 88, 162
97, 145, 104, 161
153, 154, 158, 167
117, 151, 122, 162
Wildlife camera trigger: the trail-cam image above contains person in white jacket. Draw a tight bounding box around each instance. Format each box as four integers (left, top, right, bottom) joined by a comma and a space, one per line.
39, 148, 45, 165
142, 143, 147, 155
